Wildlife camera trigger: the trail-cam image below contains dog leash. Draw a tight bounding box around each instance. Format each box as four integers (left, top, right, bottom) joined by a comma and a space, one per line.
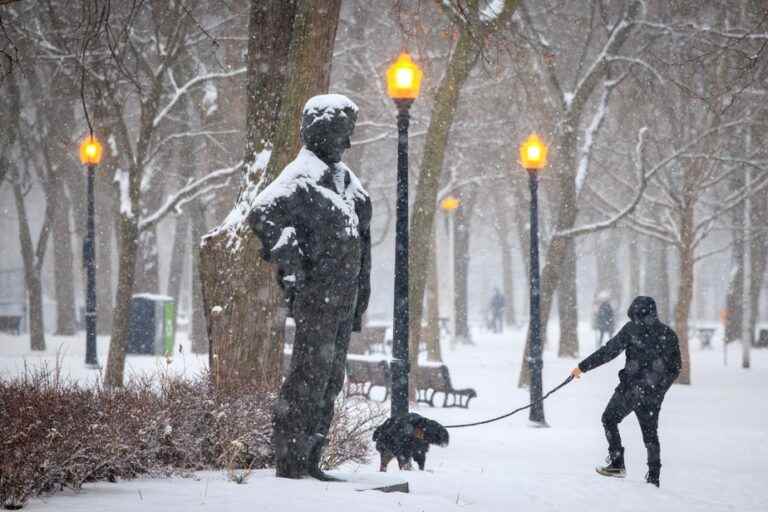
442, 375, 574, 429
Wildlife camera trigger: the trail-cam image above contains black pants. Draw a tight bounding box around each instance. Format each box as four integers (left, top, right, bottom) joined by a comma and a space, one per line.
602, 388, 662, 469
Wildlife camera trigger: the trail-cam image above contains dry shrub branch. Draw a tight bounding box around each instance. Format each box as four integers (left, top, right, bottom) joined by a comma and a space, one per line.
0, 367, 381, 509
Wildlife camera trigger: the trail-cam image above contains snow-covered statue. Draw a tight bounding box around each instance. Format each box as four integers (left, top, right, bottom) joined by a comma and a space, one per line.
247, 94, 371, 480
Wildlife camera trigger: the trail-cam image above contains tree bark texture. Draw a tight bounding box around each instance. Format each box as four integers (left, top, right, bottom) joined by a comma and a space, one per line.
200, 0, 342, 391
12, 177, 47, 351
104, 216, 139, 387
672, 203, 694, 385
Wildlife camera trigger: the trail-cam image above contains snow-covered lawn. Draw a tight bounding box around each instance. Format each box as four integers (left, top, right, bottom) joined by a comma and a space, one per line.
2, 324, 766, 512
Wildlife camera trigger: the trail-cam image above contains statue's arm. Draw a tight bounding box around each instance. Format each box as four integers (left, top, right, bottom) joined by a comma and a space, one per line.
353, 197, 372, 332
247, 195, 302, 280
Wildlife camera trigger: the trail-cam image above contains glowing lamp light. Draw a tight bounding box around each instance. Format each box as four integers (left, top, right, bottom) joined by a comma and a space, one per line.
386, 53, 423, 100
440, 196, 460, 212
519, 133, 548, 170
79, 136, 103, 166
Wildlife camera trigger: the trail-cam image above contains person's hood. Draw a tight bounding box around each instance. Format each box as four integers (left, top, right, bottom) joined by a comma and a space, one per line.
627, 296, 658, 324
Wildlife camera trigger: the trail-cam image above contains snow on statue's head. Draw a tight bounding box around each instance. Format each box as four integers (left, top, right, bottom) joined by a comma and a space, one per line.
301, 94, 358, 165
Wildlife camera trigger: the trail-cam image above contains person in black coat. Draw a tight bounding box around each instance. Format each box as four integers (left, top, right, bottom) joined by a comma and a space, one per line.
571, 296, 681, 487
248, 94, 372, 481
594, 294, 615, 349
489, 288, 505, 333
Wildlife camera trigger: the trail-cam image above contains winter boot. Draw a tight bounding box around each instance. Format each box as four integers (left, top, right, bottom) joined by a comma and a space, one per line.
306, 433, 342, 482
596, 448, 626, 478
645, 464, 660, 487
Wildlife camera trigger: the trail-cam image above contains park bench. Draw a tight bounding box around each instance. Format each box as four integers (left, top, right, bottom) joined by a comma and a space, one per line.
0, 302, 24, 335
345, 356, 390, 401
414, 363, 477, 408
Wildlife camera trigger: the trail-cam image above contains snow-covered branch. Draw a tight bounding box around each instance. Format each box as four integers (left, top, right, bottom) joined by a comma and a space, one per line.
152, 67, 246, 129
556, 126, 649, 239
575, 73, 626, 196
138, 161, 242, 231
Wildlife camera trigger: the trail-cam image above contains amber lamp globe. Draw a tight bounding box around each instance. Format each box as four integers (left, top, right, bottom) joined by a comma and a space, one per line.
519, 133, 548, 170
80, 136, 103, 166
386, 53, 423, 100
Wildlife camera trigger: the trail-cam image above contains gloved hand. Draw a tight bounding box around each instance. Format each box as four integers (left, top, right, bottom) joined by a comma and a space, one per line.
571, 367, 583, 379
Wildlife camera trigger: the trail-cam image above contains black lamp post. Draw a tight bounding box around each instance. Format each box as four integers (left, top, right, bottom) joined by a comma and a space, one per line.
80, 136, 103, 368
386, 53, 422, 418
519, 133, 548, 425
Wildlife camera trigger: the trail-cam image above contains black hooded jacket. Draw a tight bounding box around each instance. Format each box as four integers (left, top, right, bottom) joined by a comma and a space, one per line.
578, 296, 681, 397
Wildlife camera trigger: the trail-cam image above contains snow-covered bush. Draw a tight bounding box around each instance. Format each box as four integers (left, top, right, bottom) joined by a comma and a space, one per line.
0, 367, 380, 509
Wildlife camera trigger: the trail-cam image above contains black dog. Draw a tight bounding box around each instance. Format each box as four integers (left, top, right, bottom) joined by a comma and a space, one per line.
372, 413, 449, 471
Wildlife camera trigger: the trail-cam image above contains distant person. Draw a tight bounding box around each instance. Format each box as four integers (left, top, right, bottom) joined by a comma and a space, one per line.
593, 291, 615, 350
571, 296, 681, 488
489, 288, 505, 333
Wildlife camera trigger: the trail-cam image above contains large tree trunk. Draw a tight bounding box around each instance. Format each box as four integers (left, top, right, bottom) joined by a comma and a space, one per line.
52, 186, 77, 335
12, 174, 47, 351
673, 205, 694, 385
557, 239, 579, 358
200, 0, 341, 391
104, 216, 139, 387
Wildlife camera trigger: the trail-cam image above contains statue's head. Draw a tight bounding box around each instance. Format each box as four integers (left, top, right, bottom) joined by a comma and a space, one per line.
301, 94, 358, 165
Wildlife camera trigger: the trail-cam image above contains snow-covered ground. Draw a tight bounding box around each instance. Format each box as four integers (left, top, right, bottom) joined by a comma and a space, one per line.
2, 323, 767, 512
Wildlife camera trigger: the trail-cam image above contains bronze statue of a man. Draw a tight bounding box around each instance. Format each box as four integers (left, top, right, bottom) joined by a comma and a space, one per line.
247, 94, 371, 480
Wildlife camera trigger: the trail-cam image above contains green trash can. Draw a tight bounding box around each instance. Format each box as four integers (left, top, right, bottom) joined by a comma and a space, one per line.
127, 294, 176, 355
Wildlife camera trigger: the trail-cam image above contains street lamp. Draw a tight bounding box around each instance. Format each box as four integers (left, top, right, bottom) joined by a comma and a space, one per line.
386, 52, 422, 418
79, 135, 103, 369
439, 196, 460, 346
519, 133, 548, 425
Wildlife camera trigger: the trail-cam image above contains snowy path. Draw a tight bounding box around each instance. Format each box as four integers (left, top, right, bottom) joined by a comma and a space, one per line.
3, 324, 767, 512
